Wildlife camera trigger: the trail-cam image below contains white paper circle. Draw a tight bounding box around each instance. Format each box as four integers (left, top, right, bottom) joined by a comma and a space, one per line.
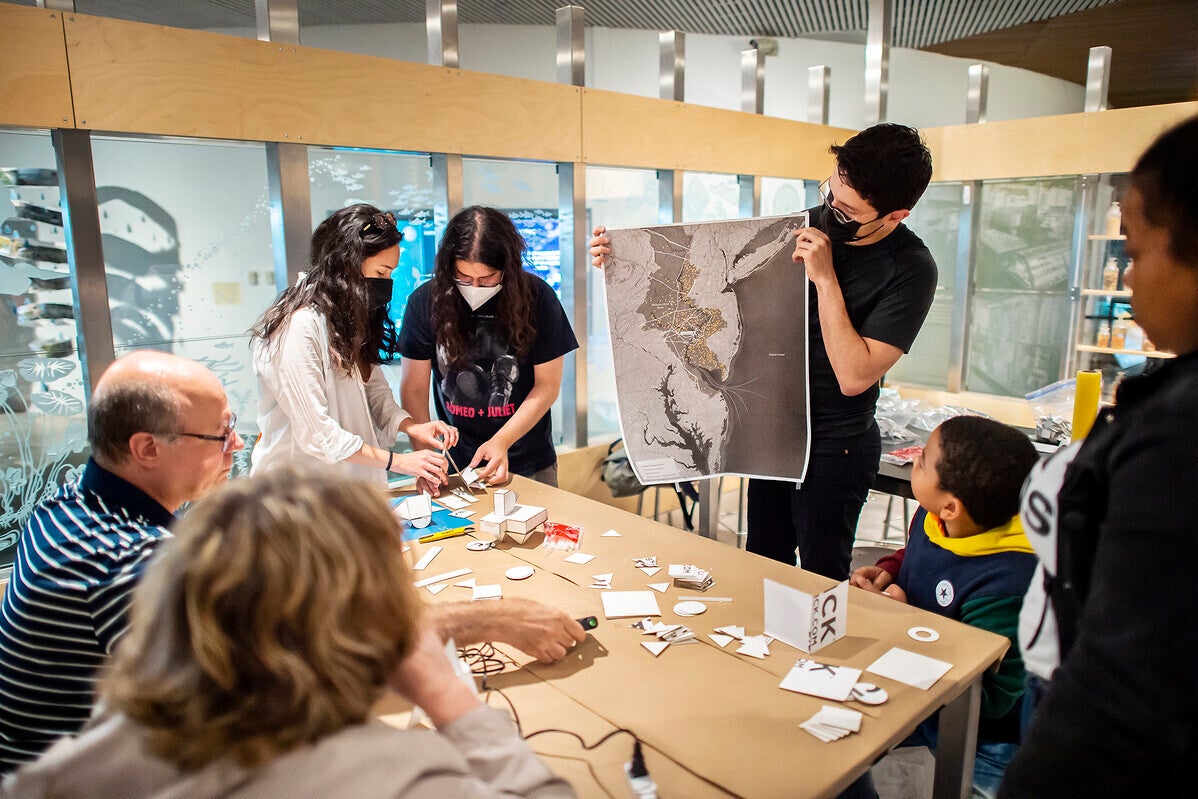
505, 566, 535, 581
908, 626, 940, 642
673, 601, 706, 616
849, 682, 889, 705
466, 540, 493, 551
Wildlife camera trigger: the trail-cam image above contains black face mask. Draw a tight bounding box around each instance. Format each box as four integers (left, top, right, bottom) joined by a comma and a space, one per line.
819, 190, 883, 243
365, 277, 393, 311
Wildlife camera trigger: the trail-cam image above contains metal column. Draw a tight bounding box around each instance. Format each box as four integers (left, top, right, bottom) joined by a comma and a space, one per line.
658, 31, 685, 224
947, 183, 978, 393
53, 130, 113, 392
35, 0, 74, 10
257, 0, 311, 292
966, 64, 989, 125
737, 48, 764, 220
864, 0, 893, 126
556, 5, 587, 449
428, 0, 463, 239
808, 65, 830, 125
1084, 46, 1112, 112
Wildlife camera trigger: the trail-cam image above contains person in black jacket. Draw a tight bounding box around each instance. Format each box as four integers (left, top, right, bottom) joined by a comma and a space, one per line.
998, 115, 1198, 797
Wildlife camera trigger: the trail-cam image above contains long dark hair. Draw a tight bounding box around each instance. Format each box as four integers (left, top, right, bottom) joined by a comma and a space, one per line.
432, 206, 535, 367
253, 204, 401, 376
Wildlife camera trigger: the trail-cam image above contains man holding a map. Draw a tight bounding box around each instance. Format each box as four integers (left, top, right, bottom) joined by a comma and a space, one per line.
591, 123, 936, 580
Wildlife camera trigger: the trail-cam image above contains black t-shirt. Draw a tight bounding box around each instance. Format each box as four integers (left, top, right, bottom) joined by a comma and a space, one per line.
807, 206, 938, 445
397, 274, 579, 476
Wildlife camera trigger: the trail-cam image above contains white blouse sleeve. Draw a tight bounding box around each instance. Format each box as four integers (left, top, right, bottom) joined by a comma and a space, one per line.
259, 310, 365, 463
363, 364, 410, 447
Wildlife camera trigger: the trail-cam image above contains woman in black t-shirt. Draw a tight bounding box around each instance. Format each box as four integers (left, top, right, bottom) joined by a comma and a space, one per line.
397, 206, 578, 490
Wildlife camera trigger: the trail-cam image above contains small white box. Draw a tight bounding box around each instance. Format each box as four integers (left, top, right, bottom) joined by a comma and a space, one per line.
505, 504, 547, 534
478, 512, 507, 536
493, 488, 518, 517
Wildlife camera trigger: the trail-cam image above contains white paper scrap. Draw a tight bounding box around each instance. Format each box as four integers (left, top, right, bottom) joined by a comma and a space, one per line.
411, 546, 443, 572
591, 573, 614, 583
413, 567, 471, 589
426, 583, 449, 595
454, 578, 477, 589
601, 591, 662, 619
639, 566, 662, 577
472, 584, 502, 601
813, 705, 863, 732
449, 509, 475, 518
601, 529, 622, 537
564, 552, 596, 565
642, 641, 669, 657
714, 625, 746, 641
866, 647, 953, 690
778, 659, 863, 702
708, 634, 734, 648
435, 494, 470, 510
647, 582, 669, 593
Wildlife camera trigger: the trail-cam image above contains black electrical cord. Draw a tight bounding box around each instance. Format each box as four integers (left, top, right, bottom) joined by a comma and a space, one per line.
484, 685, 747, 799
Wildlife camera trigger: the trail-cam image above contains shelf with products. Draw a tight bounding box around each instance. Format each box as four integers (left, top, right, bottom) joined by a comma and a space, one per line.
1076, 344, 1174, 359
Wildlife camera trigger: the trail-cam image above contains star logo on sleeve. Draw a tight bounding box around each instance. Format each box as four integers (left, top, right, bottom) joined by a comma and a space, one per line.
935, 579, 955, 607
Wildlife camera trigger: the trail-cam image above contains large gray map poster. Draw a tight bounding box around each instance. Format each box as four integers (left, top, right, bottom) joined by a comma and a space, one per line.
604, 213, 811, 484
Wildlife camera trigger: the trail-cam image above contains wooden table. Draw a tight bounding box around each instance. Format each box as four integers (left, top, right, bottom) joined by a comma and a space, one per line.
403, 477, 1008, 799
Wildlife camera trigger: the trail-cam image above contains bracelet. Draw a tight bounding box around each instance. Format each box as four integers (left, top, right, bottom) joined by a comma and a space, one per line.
386, 451, 395, 472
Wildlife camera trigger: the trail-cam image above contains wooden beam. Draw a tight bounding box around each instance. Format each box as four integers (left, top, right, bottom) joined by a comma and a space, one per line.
61, 13, 582, 162
581, 88, 853, 179
0, 4, 74, 129
923, 102, 1198, 182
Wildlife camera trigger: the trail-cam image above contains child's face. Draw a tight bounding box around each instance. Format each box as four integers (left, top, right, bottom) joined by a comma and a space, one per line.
910, 428, 950, 514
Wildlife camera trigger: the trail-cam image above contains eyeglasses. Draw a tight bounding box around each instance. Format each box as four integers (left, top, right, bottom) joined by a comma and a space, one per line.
175, 413, 239, 454
819, 177, 881, 226
361, 211, 397, 238
453, 271, 503, 288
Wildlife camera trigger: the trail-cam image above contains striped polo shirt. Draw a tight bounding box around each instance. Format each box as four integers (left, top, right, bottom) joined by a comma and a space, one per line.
0, 458, 173, 772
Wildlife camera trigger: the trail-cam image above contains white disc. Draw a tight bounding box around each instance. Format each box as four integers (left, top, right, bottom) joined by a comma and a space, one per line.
849, 682, 888, 705
908, 626, 940, 642
505, 566, 535, 581
466, 540, 493, 551
673, 601, 706, 616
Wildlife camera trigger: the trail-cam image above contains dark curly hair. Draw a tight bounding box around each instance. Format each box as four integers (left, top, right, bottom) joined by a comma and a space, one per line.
830, 123, 933, 216
252, 204, 401, 376
933, 415, 1039, 530
431, 206, 535, 367
1131, 115, 1198, 267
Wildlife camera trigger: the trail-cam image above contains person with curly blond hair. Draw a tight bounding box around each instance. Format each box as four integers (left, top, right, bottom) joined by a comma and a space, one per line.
1, 468, 573, 798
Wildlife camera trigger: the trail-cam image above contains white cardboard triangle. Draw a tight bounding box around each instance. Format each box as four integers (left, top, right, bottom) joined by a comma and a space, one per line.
641, 641, 670, 657
601, 529, 621, 537
708, 633, 734, 648
639, 566, 662, 577
454, 578, 477, 588
426, 583, 448, 595
647, 582, 669, 593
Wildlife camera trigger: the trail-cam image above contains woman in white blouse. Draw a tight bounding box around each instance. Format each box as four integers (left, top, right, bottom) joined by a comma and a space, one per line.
250, 204, 455, 486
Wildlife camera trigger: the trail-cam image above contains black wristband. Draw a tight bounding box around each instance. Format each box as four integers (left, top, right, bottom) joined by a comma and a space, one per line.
386, 451, 394, 472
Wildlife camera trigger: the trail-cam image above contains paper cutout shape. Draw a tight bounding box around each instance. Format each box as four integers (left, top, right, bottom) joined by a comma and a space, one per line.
737, 634, 773, 659
601, 529, 622, 537
713, 625, 745, 640
639, 566, 662, 577
849, 682, 889, 706
642, 641, 670, 657
472, 584, 502, 601
801, 705, 864, 742
601, 591, 662, 619
454, 578, 477, 588
564, 552, 595, 565
778, 659, 862, 701
866, 647, 953, 690
708, 633, 734, 648
764, 578, 848, 654
449, 509, 474, 518
633, 557, 658, 568
435, 494, 470, 510
426, 583, 449, 595
411, 546, 443, 572
413, 567, 472, 589
647, 582, 669, 593
589, 573, 613, 590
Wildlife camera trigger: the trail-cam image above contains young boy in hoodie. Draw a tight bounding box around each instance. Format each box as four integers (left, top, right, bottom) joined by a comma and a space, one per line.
849, 414, 1040, 799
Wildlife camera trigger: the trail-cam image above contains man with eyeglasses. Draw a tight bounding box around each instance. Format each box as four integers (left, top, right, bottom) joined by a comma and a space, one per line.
0, 350, 244, 771
748, 123, 937, 579
591, 123, 936, 579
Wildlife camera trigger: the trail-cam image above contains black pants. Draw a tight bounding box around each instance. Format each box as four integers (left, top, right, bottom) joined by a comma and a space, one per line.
746, 429, 881, 580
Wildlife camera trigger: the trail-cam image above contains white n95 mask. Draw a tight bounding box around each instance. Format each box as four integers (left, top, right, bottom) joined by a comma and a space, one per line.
458, 284, 502, 311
